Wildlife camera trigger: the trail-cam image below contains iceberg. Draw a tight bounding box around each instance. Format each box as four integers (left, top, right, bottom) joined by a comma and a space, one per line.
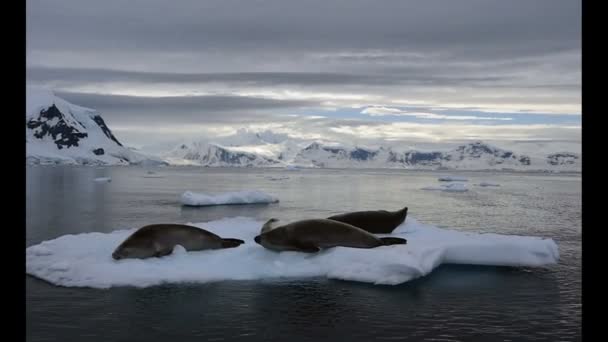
478, 182, 500, 187
421, 183, 468, 192
266, 176, 290, 181
438, 176, 469, 182
25, 217, 559, 289
180, 190, 279, 206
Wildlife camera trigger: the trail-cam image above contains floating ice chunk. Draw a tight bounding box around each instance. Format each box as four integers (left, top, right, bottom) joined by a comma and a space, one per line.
285, 165, 300, 171
93, 177, 111, 182
477, 182, 500, 187
421, 183, 468, 192
438, 176, 469, 181
25, 216, 559, 289
266, 176, 290, 181
180, 190, 279, 206
142, 174, 164, 178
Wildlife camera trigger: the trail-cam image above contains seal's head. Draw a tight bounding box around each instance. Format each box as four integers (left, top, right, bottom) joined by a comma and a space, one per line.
254, 228, 289, 251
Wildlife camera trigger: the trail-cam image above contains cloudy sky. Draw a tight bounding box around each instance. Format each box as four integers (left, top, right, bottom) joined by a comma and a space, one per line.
26, 0, 581, 150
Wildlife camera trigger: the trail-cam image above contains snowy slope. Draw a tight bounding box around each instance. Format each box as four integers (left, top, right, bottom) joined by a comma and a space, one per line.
163, 142, 283, 167
26, 86, 166, 166
161, 129, 314, 168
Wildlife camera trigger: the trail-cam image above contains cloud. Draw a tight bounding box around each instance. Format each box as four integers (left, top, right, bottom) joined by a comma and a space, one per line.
361, 106, 513, 121
26, 0, 581, 147
116, 115, 580, 150
324, 122, 581, 145
55, 91, 319, 125
27, 0, 580, 57
27, 66, 535, 88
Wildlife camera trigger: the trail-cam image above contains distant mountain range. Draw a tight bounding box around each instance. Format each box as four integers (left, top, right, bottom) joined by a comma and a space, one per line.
26, 87, 580, 171
163, 139, 580, 171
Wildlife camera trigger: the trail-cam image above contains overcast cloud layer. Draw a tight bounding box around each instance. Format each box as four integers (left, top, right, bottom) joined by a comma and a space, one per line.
26, 0, 581, 149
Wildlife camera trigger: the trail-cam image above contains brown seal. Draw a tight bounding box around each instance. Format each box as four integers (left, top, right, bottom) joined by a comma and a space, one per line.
253, 218, 406, 253
327, 206, 408, 234
112, 224, 244, 260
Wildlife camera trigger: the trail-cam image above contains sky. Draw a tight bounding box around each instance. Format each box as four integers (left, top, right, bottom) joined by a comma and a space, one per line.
26, 0, 581, 150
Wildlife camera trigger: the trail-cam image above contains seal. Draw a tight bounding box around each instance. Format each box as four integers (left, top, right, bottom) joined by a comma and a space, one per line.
112, 224, 244, 260
253, 218, 406, 253
326, 206, 408, 234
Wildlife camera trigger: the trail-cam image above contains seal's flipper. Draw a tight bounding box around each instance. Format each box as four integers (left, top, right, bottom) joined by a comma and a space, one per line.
380, 237, 407, 246
294, 246, 321, 253
221, 238, 245, 248
292, 241, 320, 253
154, 246, 174, 258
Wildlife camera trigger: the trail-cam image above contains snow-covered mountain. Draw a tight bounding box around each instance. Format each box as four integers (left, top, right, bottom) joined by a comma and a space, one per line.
26, 86, 166, 166
163, 137, 581, 172
163, 142, 282, 167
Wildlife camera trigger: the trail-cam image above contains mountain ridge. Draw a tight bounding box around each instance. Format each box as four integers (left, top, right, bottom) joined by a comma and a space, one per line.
26, 86, 166, 166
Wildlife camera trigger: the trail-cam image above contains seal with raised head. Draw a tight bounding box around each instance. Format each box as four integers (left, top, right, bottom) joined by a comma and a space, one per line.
326, 206, 408, 234
253, 218, 406, 253
112, 224, 244, 260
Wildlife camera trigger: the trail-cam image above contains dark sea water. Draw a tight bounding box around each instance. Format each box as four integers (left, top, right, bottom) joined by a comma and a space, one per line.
26, 166, 581, 342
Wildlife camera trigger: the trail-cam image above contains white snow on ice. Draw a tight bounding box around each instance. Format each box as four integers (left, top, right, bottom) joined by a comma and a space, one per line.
25, 216, 559, 289
180, 190, 279, 206
438, 176, 469, 182
421, 183, 468, 192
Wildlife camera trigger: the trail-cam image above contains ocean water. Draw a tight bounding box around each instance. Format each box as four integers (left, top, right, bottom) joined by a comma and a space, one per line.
26, 166, 581, 342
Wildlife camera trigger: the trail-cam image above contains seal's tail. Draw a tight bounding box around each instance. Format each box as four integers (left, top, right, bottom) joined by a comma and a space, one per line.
397, 207, 409, 225
221, 238, 245, 248
380, 237, 407, 246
